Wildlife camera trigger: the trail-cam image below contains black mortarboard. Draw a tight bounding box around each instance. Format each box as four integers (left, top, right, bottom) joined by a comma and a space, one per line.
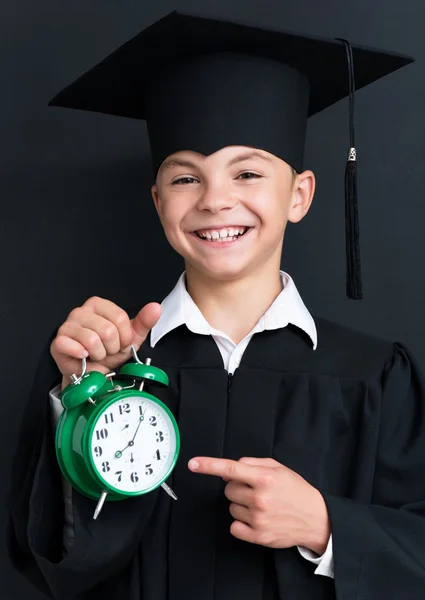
48, 10, 414, 299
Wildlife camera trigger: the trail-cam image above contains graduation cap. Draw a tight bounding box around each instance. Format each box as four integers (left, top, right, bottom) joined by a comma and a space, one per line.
48, 10, 414, 300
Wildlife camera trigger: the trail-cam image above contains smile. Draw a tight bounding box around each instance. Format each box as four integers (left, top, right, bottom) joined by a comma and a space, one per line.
194, 226, 251, 242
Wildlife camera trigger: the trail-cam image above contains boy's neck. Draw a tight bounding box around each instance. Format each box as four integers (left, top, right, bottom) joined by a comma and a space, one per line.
185, 263, 284, 345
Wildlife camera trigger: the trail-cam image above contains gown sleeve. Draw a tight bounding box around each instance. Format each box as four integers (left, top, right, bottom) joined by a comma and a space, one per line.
49, 385, 76, 554
321, 342, 425, 599
6, 329, 158, 600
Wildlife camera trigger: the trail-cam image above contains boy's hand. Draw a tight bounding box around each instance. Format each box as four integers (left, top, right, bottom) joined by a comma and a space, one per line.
188, 456, 330, 555
50, 297, 162, 389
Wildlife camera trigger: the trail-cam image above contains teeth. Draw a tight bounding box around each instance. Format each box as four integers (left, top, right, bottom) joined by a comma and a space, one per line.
197, 227, 247, 240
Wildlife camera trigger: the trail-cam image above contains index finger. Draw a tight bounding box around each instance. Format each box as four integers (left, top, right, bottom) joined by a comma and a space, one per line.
188, 457, 260, 487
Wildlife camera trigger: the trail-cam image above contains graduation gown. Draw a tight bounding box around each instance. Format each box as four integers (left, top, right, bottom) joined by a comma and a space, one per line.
7, 314, 425, 599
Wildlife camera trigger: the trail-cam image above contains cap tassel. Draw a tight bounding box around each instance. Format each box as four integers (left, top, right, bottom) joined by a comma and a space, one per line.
337, 38, 363, 300
345, 148, 362, 299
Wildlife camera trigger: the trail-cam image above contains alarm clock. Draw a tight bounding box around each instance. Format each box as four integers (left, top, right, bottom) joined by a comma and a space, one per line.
55, 346, 180, 519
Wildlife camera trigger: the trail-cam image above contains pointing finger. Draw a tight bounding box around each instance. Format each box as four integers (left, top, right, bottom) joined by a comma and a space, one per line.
239, 457, 282, 468
188, 457, 261, 487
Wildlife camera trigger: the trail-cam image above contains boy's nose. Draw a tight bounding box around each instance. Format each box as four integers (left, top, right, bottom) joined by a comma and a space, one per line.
196, 186, 238, 213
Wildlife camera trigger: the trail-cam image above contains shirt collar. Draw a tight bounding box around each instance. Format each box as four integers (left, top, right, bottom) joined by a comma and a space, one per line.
150, 270, 317, 350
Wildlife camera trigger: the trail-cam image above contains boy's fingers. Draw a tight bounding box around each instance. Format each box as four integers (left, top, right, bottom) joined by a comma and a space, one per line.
131, 302, 162, 347
239, 457, 282, 468
80, 297, 134, 350
51, 335, 88, 362
188, 457, 261, 487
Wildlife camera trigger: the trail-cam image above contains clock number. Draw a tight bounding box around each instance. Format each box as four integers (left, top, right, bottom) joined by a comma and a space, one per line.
115, 471, 123, 482
130, 472, 139, 483
104, 412, 114, 424
94, 446, 103, 458
139, 405, 145, 416
96, 428, 108, 440
156, 431, 164, 443
119, 403, 131, 415
149, 416, 157, 427
101, 461, 110, 473
145, 464, 153, 475
154, 449, 161, 461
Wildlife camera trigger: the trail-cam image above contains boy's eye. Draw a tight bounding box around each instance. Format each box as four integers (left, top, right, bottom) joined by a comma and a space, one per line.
171, 172, 261, 185
238, 172, 261, 180
172, 177, 198, 185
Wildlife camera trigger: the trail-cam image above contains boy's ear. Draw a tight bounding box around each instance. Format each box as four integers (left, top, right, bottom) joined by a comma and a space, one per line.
151, 184, 162, 219
288, 170, 315, 224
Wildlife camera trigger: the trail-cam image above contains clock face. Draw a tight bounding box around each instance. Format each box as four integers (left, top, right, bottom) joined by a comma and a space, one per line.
88, 394, 178, 495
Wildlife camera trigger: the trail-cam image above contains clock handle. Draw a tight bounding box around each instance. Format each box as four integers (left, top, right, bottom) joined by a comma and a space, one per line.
130, 346, 153, 391
131, 345, 143, 365
69, 357, 87, 385
138, 358, 152, 392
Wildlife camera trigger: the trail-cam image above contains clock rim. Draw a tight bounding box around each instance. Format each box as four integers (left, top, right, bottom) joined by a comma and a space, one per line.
56, 404, 124, 500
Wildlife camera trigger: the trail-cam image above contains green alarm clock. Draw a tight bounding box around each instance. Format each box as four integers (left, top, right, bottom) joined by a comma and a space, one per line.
55, 346, 180, 519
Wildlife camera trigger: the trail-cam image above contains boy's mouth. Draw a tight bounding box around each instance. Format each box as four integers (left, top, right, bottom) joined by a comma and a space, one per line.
193, 226, 251, 242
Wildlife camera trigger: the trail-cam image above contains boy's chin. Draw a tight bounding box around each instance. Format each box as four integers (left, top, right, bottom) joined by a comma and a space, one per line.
188, 260, 256, 282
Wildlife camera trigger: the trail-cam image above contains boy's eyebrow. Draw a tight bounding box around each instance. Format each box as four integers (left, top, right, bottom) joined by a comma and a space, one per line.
227, 151, 274, 167
160, 158, 199, 172
160, 151, 274, 172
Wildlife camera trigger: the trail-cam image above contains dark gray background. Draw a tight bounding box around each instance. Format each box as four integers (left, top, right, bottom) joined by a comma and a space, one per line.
1, 1, 424, 597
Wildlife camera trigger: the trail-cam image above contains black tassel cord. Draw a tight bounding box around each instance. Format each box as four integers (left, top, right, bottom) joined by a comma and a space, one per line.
336, 38, 363, 300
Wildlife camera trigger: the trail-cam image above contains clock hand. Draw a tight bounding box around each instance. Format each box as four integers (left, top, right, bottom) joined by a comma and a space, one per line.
115, 439, 136, 458
115, 415, 144, 458
130, 417, 143, 443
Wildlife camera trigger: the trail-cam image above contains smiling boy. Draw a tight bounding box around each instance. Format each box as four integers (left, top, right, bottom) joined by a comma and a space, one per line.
152, 146, 312, 341
8, 10, 425, 600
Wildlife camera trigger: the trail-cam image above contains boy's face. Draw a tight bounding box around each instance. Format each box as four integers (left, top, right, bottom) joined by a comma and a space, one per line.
151, 145, 315, 281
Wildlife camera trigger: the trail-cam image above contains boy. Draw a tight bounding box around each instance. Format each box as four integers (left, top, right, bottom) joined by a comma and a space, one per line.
8, 10, 425, 600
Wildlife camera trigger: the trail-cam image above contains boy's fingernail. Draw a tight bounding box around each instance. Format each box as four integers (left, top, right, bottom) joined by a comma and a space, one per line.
188, 459, 199, 470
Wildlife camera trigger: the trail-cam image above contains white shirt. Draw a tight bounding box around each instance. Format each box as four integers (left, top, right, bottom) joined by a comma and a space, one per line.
50, 270, 333, 577
151, 270, 318, 365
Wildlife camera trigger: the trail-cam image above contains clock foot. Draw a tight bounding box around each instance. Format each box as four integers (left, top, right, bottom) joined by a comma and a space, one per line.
93, 490, 108, 520
161, 482, 178, 500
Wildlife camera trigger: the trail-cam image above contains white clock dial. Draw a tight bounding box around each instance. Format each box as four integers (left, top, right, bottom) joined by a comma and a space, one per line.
89, 394, 177, 494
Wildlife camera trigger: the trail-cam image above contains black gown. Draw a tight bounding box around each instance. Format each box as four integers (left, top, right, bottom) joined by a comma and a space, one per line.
7, 313, 425, 600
